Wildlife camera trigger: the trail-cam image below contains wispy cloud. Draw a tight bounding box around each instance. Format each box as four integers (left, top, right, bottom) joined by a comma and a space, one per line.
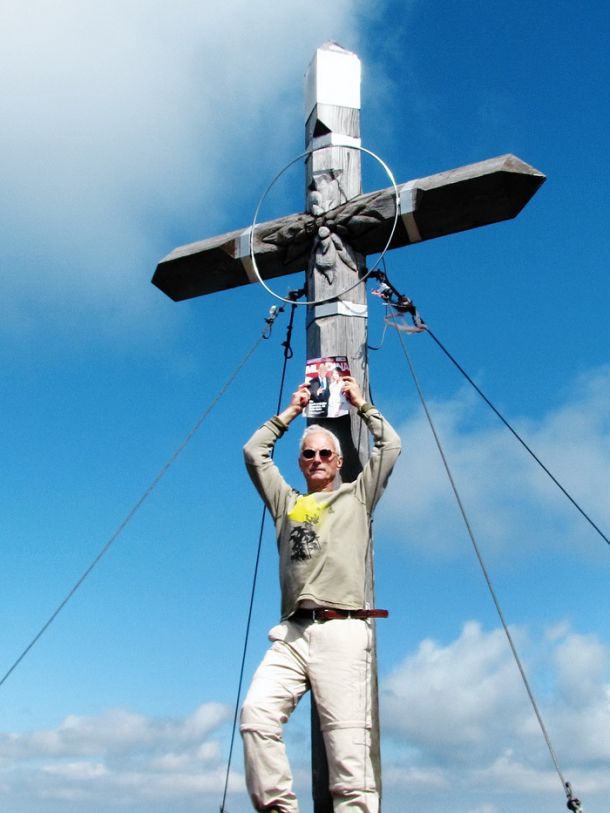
0, 0, 361, 333
0, 703, 238, 807
2, 622, 609, 810
0, 703, 228, 759
380, 621, 610, 802
380, 365, 610, 558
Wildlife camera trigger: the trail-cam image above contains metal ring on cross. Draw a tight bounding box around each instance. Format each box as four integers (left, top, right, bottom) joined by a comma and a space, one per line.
249, 143, 400, 307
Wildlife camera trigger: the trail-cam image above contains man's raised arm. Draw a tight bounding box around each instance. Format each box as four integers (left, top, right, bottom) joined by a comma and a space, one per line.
277, 383, 311, 428
341, 375, 401, 512
243, 384, 311, 518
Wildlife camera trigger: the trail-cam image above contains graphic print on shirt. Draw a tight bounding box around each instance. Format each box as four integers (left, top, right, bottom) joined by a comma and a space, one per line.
287, 494, 328, 561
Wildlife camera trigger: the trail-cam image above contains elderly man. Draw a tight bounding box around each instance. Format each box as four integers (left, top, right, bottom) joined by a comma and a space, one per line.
240, 375, 401, 813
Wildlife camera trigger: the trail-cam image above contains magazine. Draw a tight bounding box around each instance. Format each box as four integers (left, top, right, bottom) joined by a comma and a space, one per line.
304, 356, 351, 419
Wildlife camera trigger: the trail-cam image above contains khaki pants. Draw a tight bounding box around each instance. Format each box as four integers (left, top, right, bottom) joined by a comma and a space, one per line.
240, 617, 378, 813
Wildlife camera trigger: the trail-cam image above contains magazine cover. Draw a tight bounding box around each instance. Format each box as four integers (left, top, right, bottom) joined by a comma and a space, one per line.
304, 356, 351, 419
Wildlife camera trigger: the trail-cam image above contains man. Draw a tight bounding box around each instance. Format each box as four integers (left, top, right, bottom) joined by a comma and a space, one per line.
307, 374, 330, 418
240, 375, 401, 813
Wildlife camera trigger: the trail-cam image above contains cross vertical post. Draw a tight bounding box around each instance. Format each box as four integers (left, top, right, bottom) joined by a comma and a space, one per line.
303, 43, 380, 812
304, 43, 370, 474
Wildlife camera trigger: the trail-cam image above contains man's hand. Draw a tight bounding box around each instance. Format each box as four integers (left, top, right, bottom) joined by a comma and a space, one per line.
341, 375, 366, 410
278, 383, 311, 426
293, 382, 312, 408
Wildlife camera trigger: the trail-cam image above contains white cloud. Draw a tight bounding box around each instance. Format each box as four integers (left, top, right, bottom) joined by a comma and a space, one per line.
464, 806, 500, 813
382, 621, 530, 759
0, 703, 240, 807
381, 366, 610, 559
0, 703, 227, 759
553, 631, 609, 709
2, 625, 609, 810
0, 0, 364, 332
381, 763, 448, 790
42, 761, 108, 780
380, 621, 610, 802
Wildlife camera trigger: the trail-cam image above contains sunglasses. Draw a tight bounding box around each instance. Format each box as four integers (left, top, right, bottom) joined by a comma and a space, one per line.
301, 448, 335, 460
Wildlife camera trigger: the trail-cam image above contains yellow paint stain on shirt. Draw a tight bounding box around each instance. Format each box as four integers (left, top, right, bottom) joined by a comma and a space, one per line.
287, 494, 328, 525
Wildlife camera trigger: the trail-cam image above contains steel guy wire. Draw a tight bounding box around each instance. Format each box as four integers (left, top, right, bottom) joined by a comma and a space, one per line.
394, 327, 570, 798
219, 298, 299, 813
373, 263, 609, 550
0, 325, 268, 690
425, 326, 610, 548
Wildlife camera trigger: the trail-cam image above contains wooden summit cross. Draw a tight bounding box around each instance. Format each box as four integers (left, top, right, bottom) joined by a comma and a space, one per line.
152, 42, 544, 812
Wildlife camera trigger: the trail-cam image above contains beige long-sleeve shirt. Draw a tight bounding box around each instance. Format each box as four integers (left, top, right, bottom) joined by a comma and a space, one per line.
243, 406, 401, 619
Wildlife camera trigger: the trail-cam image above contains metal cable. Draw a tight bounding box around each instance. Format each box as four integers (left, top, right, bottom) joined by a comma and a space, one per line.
425, 327, 610, 548
394, 327, 569, 796
0, 328, 267, 690
374, 257, 609, 550
374, 259, 609, 551
220, 300, 298, 813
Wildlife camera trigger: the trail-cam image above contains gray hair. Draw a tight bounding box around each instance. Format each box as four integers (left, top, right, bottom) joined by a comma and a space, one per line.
299, 424, 343, 457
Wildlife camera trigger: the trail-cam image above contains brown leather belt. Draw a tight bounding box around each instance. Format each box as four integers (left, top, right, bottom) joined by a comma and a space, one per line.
291, 607, 389, 622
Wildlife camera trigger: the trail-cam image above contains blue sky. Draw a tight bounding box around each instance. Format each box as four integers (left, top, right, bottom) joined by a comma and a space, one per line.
1, 1, 609, 812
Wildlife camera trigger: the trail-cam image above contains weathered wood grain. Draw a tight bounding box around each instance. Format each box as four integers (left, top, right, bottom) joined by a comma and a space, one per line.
152, 154, 545, 301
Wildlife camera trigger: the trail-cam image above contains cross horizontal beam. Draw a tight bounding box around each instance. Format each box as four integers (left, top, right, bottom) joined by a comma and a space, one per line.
152, 153, 545, 302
